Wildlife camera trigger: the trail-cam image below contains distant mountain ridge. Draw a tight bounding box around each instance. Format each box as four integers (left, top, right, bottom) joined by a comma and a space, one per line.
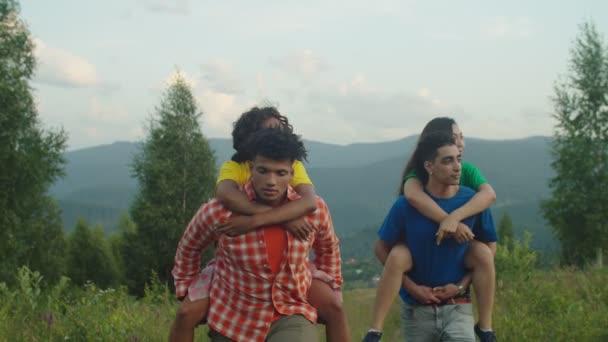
51, 135, 557, 256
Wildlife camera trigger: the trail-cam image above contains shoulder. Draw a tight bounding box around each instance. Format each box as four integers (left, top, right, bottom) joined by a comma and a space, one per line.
454, 186, 476, 199
387, 196, 411, 216
308, 196, 333, 224
395, 196, 410, 209
292, 160, 308, 171
221, 160, 248, 169
199, 199, 230, 221
314, 196, 330, 213
461, 162, 479, 172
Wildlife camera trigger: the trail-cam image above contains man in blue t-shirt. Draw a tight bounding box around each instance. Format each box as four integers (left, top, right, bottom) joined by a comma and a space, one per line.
375, 132, 497, 342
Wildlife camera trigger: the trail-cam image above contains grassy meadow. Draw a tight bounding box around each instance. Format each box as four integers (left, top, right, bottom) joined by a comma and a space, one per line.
1, 266, 607, 341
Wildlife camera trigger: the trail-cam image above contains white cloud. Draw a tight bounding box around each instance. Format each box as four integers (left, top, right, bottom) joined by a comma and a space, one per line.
197, 89, 255, 139
310, 76, 451, 129
128, 126, 145, 141
87, 97, 131, 125
148, 70, 197, 94
272, 49, 329, 81
338, 74, 376, 95
84, 126, 101, 139
417, 87, 431, 98
33, 39, 98, 88
166, 70, 198, 88
146, 69, 249, 139
201, 59, 241, 94
263, 73, 460, 144
484, 16, 535, 39
140, 0, 191, 15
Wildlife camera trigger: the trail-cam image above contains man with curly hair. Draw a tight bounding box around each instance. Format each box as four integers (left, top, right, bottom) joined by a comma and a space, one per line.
172, 127, 343, 342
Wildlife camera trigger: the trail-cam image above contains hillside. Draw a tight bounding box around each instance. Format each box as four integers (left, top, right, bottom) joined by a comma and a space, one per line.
51, 136, 557, 256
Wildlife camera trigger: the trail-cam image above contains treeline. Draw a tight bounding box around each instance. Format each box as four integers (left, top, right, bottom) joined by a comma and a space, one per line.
0, 0, 217, 295
1, 71, 218, 295
2, 0, 608, 302
6, 229, 607, 341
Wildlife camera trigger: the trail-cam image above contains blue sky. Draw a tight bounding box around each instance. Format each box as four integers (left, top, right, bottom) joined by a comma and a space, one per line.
20, 0, 608, 150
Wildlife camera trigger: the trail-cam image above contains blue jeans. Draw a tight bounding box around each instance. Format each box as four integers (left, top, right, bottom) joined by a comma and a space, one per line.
401, 302, 475, 342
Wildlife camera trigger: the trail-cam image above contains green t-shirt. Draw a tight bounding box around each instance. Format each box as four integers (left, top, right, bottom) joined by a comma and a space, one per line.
403, 162, 487, 190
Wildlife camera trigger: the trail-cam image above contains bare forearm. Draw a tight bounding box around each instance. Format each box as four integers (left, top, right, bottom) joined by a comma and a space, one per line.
402, 274, 418, 293
404, 178, 449, 223
252, 184, 318, 226
216, 180, 270, 215
450, 184, 496, 221
459, 272, 473, 288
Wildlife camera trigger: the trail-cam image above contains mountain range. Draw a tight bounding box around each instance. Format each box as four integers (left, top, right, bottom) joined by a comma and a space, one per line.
50, 135, 558, 257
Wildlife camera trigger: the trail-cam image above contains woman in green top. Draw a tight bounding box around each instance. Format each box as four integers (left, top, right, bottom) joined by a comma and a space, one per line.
364, 117, 498, 342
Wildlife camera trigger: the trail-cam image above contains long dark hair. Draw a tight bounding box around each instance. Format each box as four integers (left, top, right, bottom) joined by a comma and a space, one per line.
398, 117, 457, 195
411, 131, 456, 186
231, 106, 294, 162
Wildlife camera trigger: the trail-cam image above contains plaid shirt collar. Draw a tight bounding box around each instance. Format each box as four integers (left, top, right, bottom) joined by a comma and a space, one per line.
242, 180, 300, 203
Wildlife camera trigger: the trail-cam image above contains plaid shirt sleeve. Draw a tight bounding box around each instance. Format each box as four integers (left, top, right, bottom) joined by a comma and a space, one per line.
172, 200, 224, 299
311, 198, 343, 291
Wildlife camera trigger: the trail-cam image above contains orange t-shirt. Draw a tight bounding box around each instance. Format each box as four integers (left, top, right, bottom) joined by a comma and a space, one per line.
263, 225, 287, 274
263, 225, 287, 321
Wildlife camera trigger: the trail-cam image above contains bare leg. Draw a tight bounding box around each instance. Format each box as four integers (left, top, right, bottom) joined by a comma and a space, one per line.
465, 241, 495, 330
307, 279, 351, 342
168, 296, 209, 342
370, 243, 412, 330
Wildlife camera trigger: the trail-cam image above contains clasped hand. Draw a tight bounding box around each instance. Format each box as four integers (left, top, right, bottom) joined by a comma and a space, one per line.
215, 216, 313, 240
436, 216, 475, 245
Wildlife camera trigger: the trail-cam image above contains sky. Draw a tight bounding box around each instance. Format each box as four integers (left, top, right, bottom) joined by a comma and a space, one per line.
19, 0, 608, 150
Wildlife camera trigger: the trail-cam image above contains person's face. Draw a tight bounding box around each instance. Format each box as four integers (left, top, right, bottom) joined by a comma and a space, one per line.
425, 144, 462, 186
261, 117, 281, 129
250, 155, 293, 206
451, 124, 465, 155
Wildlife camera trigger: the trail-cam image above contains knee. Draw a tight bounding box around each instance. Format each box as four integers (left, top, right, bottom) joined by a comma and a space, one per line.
468, 242, 494, 270
176, 302, 203, 326
386, 244, 412, 273
316, 295, 344, 320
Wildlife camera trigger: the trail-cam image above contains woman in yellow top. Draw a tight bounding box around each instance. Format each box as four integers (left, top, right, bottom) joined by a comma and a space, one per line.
169, 106, 350, 342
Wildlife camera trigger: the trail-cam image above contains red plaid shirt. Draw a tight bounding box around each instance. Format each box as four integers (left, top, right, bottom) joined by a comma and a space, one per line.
172, 181, 343, 342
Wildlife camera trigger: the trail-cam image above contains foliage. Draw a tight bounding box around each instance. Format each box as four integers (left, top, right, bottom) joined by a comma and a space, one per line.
1, 265, 607, 341
107, 212, 136, 284
0, 266, 178, 340
495, 231, 538, 280
542, 21, 608, 266
124, 74, 217, 294
491, 268, 608, 341
66, 219, 120, 288
0, 0, 68, 285
497, 211, 515, 250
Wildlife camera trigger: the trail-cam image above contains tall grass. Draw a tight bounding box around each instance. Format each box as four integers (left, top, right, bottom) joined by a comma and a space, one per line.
1, 266, 607, 341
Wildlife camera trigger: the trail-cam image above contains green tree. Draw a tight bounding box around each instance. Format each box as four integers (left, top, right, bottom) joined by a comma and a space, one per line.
108, 211, 136, 283
124, 74, 216, 294
66, 219, 119, 288
542, 21, 608, 267
498, 211, 515, 250
0, 0, 67, 284
494, 232, 538, 280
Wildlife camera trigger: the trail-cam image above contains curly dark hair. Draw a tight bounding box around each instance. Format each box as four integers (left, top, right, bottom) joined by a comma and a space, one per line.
398, 117, 457, 195
243, 127, 307, 163
231, 106, 294, 162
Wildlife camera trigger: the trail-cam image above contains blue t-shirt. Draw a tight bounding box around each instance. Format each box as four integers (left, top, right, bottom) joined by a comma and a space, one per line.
377, 186, 497, 304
